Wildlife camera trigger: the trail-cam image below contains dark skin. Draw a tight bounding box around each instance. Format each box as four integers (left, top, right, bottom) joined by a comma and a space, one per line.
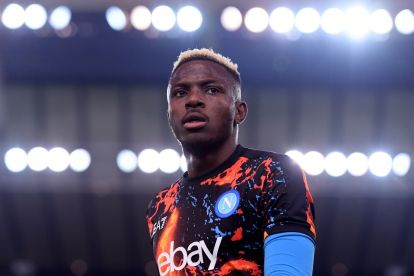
167, 60, 248, 178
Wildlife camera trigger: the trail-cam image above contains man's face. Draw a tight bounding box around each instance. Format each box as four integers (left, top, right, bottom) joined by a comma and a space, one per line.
167, 60, 243, 150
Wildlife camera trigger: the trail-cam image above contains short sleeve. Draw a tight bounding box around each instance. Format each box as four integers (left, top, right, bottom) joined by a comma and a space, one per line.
261, 155, 316, 241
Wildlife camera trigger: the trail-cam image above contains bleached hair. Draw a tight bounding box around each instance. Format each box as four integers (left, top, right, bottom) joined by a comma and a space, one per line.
170, 48, 241, 100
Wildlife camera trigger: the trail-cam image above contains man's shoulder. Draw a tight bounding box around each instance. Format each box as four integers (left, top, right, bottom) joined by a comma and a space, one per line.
242, 145, 292, 164
146, 178, 182, 216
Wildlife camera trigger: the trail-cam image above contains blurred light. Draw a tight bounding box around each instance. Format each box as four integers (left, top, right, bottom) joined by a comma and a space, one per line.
106, 6, 127, 31
369, 151, 393, 177
131, 6, 151, 31
48, 147, 70, 172
295, 8, 320, 34
177, 6, 202, 32
395, 9, 414, 35
321, 8, 345, 34
392, 153, 411, 176
4, 148, 27, 173
24, 4, 47, 30
325, 152, 347, 177
269, 7, 295, 33
159, 149, 180, 173
180, 154, 187, 172
117, 149, 137, 173
244, 7, 269, 33
2, 3, 25, 29
285, 150, 304, 167
138, 149, 159, 173
27, 147, 49, 171
345, 6, 370, 38
69, 149, 91, 172
49, 6, 71, 30
70, 259, 88, 276
347, 152, 369, 176
370, 9, 393, 34
303, 151, 325, 175
221, 7, 242, 31
152, 5, 176, 31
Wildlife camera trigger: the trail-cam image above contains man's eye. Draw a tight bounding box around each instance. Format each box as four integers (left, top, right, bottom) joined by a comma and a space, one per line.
206, 87, 220, 94
174, 90, 187, 97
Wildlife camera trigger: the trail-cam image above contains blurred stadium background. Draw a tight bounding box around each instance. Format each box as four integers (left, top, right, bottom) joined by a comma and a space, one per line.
0, 0, 413, 275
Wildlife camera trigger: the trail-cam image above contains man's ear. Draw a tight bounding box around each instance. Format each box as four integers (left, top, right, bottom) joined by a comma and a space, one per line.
235, 101, 248, 125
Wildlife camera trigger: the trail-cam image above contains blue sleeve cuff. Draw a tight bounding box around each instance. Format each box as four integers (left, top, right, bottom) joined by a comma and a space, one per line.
264, 232, 315, 276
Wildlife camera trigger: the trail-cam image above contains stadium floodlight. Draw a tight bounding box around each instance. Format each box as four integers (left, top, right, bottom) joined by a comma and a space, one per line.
2, 3, 25, 29
269, 7, 295, 33
324, 152, 347, 177
303, 151, 325, 175
69, 149, 91, 172
244, 7, 269, 33
27, 147, 49, 172
24, 4, 47, 30
347, 152, 369, 176
285, 150, 304, 168
370, 9, 393, 34
152, 5, 176, 31
345, 6, 370, 38
131, 6, 152, 31
106, 6, 127, 31
138, 149, 159, 173
117, 149, 138, 173
48, 147, 70, 172
392, 153, 411, 176
221, 6, 243, 31
369, 151, 393, 177
321, 8, 346, 34
295, 8, 321, 34
159, 149, 180, 173
395, 9, 414, 35
180, 154, 187, 172
177, 6, 202, 32
49, 6, 71, 30
4, 147, 28, 173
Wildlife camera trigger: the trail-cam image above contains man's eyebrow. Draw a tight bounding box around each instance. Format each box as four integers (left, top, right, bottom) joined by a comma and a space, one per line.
172, 79, 224, 87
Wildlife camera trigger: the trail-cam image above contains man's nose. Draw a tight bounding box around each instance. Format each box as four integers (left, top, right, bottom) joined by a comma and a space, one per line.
185, 88, 205, 109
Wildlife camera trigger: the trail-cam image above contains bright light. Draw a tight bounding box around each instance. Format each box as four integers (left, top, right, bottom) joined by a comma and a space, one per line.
159, 149, 180, 173
4, 148, 27, 173
345, 6, 370, 38
244, 7, 269, 33
369, 152, 393, 177
48, 147, 70, 172
321, 8, 346, 34
2, 3, 25, 29
69, 149, 91, 172
152, 5, 176, 31
269, 7, 295, 33
49, 6, 71, 30
324, 152, 347, 177
295, 8, 321, 34
221, 7, 243, 31
177, 6, 202, 32
395, 9, 414, 35
393, 153, 411, 176
27, 147, 49, 172
180, 154, 187, 172
106, 6, 127, 31
347, 152, 369, 176
285, 150, 304, 167
370, 9, 393, 34
24, 4, 47, 30
138, 149, 159, 173
130, 6, 152, 31
303, 151, 325, 175
117, 149, 137, 173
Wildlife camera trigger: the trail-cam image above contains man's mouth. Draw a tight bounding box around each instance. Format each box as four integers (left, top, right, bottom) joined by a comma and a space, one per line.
182, 113, 208, 130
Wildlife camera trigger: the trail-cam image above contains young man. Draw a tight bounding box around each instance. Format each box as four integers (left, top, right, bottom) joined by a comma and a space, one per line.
146, 48, 316, 275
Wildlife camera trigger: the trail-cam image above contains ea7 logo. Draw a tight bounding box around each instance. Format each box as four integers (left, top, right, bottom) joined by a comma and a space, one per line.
152, 216, 167, 238
157, 237, 222, 276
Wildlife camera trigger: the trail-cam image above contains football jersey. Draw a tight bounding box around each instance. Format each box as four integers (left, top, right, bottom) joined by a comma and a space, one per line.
146, 145, 316, 276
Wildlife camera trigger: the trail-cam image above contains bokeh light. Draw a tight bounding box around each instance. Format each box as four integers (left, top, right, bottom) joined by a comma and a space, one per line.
49, 6, 71, 30
106, 6, 127, 31
117, 149, 137, 173
295, 8, 321, 34
392, 153, 411, 176
321, 8, 345, 34
221, 7, 243, 31
138, 149, 159, 173
180, 154, 187, 172
303, 151, 325, 175
325, 152, 347, 177
2, 3, 25, 29
159, 149, 180, 173
347, 152, 369, 176
244, 7, 269, 33
177, 6, 202, 32
4, 147, 28, 173
345, 6, 370, 38
269, 7, 295, 34
369, 151, 393, 177
152, 5, 176, 31
395, 9, 414, 35
370, 9, 393, 34
48, 147, 70, 172
24, 4, 47, 30
69, 149, 91, 172
27, 147, 49, 172
130, 6, 152, 31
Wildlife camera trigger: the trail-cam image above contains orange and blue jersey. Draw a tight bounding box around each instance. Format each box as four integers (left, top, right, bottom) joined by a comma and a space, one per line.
146, 145, 316, 275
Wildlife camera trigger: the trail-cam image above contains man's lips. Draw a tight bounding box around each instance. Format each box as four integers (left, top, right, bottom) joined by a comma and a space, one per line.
182, 112, 208, 130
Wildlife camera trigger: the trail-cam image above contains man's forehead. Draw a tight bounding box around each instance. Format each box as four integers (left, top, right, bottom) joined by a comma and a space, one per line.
170, 59, 233, 84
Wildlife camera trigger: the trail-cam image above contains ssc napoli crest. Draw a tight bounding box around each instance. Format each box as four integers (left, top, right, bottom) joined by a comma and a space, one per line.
214, 190, 240, 218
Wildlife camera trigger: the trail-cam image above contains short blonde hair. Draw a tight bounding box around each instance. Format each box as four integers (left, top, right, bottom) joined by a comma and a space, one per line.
170, 48, 241, 99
